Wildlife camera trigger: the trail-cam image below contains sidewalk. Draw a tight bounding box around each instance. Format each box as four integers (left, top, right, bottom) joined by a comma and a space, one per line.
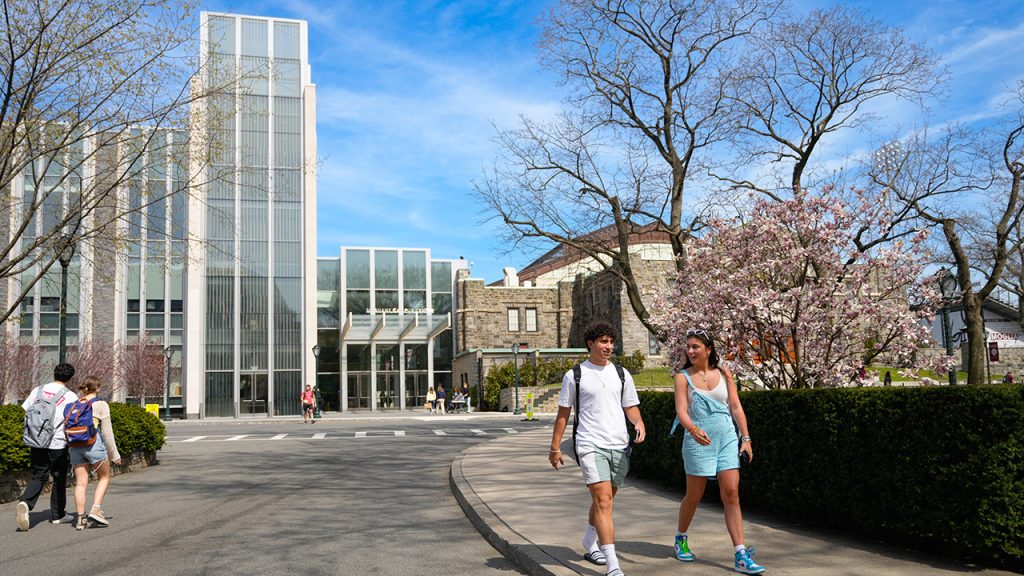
164, 409, 531, 425
451, 427, 1017, 576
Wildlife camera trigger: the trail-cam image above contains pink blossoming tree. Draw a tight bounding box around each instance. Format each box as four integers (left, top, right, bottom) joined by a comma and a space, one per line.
652, 192, 953, 389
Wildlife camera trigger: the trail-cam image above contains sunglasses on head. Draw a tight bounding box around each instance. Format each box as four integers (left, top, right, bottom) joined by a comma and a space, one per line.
686, 329, 710, 338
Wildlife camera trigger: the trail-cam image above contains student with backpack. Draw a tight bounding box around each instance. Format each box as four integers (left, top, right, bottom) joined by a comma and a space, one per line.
548, 322, 646, 576
65, 375, 122, 530
16, 363, 79, 531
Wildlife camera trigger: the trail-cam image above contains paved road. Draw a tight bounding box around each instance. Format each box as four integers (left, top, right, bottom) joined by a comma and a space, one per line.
3, 416, 543, 576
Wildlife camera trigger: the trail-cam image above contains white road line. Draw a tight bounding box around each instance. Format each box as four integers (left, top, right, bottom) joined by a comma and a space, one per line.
312, 432, 327, 439
182, 436, 206, 442
433, 430, 447, 436
226, 435, 247, 441
394, 431, 405, 436
270, 434, 287, 440
504, 428, 519, 434
355, 431, 367, 438
471, 429, 487, 435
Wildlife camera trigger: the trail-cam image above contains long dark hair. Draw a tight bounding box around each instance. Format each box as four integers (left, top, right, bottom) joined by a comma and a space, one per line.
682, 329, 720, 369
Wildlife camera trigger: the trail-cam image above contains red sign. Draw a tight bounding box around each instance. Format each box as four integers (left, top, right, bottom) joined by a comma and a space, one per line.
988, 342, 1000, 363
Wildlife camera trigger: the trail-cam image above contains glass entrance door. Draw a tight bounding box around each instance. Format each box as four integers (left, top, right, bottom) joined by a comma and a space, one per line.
239, 373, 268, 416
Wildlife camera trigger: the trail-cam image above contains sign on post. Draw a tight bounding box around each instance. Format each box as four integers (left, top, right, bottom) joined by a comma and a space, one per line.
989, 342, 1000, 363
145, 403, 160, 418
524, 392, 535, 420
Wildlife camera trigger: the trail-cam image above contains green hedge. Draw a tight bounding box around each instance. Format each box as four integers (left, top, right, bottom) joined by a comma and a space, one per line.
483, 353, 646, 410
630, 386, 1024, 571
0, 402, 165, 475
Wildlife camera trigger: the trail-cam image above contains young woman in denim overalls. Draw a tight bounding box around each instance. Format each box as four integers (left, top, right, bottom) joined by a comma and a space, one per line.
672, 329, 764, 574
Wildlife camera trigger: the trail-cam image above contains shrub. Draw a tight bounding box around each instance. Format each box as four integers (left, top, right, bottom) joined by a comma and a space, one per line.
0, 405, 31, 475
630, 385, 1024, 571
0, 402, 165, 475
108, 402, 166, 455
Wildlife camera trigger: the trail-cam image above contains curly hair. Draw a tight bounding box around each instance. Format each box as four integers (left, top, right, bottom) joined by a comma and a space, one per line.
583, 321, 617, 348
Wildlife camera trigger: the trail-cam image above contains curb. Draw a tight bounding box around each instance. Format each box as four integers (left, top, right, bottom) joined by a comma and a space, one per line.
449, 444, 581, 576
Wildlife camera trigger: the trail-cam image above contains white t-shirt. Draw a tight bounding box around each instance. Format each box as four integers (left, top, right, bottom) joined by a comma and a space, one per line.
22, 382, 79, 450
558, 360, 640, 450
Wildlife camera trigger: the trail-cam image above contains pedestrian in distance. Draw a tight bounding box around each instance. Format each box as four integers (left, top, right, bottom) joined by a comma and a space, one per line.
16, 362, 79, 531
672, 329, 764, 574
1003, 371, 1014, 384
435, 384, 447, 415
426, 385, 436, 414
301, 385, 316, 424
549, 321, 646, 576
66, 376, 122, 530
884, 371, 893, 386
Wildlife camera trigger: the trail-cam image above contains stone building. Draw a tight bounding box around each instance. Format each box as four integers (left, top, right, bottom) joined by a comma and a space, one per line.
452, 226, 677, 400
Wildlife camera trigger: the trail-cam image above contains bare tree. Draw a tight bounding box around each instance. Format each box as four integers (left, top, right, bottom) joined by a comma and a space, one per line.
0, 0, 243, 325
476, 0, 780, 336
0, 333, 41, 402
878, 86, 1024, 384
70, 336, 119, 390
724, 4, 941, 197
119, 331, 166, 402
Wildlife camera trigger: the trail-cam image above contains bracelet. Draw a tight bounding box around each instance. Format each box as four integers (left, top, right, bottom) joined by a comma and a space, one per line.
740, 435, 751, 442
549, 449, 561, 453
687, 425, 698, 434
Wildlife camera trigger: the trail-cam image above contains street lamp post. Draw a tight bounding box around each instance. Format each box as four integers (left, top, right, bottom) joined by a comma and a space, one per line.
512, 343, 521, 415
162, 346, 174, 422
937, 267, 958, 386
311, 344, 321, 418
54, 234, 75, 365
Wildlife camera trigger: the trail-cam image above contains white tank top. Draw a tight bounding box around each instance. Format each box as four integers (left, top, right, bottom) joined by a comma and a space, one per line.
686, 370, 729, 406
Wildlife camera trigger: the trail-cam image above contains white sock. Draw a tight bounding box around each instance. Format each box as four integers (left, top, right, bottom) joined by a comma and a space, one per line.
601, 544, 619, 573
735, 544, 746, 553
583, 524, 599, 552
676, 531, 688, 540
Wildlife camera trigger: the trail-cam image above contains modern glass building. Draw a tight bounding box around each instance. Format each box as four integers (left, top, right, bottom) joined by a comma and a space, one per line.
184, 13, 318, 418
315, 249, 467, 412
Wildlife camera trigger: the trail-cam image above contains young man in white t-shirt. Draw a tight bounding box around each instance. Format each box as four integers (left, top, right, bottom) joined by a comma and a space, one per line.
549, 322, 646, 576
16, 363, 79, 531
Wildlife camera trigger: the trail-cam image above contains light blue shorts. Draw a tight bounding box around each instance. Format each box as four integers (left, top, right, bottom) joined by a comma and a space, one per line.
578, 445, 630, 488
70, 435, 108, 466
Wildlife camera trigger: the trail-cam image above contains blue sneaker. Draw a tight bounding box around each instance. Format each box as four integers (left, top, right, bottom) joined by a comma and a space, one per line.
734, 546, 765, 574
674, 534, 694, 562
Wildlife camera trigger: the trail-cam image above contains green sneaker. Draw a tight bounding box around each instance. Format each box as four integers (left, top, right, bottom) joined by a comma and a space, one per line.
675, 534, 694, 562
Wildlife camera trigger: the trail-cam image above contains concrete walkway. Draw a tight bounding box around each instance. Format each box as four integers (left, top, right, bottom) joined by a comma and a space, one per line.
451, 427, 1017, 576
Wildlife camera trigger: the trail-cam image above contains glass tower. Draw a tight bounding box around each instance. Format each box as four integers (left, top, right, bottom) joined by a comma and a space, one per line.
188, 13, 317, 418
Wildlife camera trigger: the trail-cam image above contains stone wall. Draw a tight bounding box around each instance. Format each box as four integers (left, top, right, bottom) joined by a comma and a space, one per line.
455, 269, 573, 352
1, 450, 158, 505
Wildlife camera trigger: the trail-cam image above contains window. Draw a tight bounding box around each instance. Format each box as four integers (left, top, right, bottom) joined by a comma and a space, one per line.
525, 308, 538, 332
648, 331, 661, 356
507, 308, 519, 332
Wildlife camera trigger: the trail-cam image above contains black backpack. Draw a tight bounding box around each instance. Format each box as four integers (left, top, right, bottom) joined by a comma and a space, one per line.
570, 363, 630, 466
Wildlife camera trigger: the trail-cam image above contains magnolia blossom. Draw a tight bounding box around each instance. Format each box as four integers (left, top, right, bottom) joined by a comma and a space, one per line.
652, 192, 954, 389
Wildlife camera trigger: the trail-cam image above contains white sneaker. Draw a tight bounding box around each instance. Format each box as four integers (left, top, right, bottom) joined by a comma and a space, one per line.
50, 513, 75, 524
16, 501, 29, 531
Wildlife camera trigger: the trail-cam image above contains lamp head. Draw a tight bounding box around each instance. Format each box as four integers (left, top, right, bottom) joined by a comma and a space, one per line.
54, 234, 76, 266
312, 344, 321, 358
512, 343, 520, 354
163, 345, 173, 360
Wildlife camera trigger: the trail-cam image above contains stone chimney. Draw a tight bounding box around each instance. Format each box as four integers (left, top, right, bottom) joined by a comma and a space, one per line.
502, 267, 519, 287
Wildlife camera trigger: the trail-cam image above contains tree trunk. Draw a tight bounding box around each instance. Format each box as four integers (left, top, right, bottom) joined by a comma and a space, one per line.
961, 294, 989, 384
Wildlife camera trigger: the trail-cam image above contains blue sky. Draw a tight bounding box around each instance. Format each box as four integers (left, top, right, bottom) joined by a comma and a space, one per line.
205, 0, 1024, 283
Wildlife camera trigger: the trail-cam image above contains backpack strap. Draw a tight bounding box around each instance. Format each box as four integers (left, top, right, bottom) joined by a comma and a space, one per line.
572, 363, 581, 467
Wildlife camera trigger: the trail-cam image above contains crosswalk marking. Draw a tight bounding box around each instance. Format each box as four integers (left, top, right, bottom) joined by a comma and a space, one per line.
182, 436, 206, 442
394, 431, 405, 436
271, 434, 287, 440
169, 427, 533, 443
503, 428, 518, 434
226, 435, 247, 441
432, 430, 447, 435
355, 431, 367, 438
312, 432, 327, 439
471, 429, 487, 435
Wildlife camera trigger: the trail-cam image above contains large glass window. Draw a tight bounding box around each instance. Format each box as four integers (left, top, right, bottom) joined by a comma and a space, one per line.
347, 344, 371, 371
346, 290, 369, 314
403, 290, 426, 310
403, 251, 426, 289
507, 308, 519, 332
432, 293, 452, 315
317, 260, 340, 328
375, 290, 398, 310
431, 261, 452, 293
346, 250, 370, 289
375, 250, 398, 289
